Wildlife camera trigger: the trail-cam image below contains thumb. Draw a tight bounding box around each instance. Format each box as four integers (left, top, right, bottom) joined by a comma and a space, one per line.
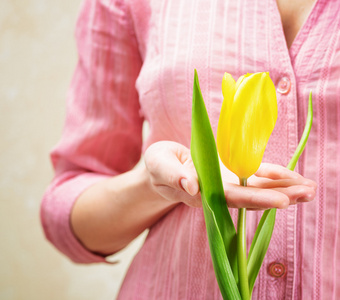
145, 141, 199, 196
179, 160, 200, 196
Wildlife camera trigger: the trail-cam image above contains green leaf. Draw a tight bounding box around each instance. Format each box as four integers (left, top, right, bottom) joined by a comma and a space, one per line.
247, 208, 276, 293
247, 92, 313, 295
191, 70, 241, 300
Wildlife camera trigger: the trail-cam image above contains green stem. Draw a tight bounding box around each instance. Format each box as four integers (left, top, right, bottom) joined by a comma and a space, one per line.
286, 91, 313, 171
237, 178, 250, 300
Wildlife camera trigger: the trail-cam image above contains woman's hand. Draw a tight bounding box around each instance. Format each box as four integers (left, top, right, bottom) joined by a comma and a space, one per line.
144, 141, 201, 207
145, 141, 316, 210
224, 163, 317, 210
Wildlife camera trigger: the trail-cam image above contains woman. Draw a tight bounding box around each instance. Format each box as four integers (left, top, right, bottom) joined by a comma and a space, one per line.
41, 0, 340, 298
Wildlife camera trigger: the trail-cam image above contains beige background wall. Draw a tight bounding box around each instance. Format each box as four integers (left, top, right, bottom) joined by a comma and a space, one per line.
0, 1, 144, 299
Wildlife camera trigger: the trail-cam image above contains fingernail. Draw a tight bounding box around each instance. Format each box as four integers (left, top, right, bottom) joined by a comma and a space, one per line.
180, 178, 193, 196
299, 195, 314, 202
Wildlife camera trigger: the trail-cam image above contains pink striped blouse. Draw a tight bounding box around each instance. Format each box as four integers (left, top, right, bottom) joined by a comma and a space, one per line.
41, 0, 340, 299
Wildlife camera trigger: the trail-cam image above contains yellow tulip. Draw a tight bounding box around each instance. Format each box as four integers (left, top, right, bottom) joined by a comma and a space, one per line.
217, 72, 277, 180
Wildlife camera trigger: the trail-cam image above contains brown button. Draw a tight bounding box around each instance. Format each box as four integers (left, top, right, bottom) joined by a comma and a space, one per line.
268, 262, 286, 278
277, 77, 291, 94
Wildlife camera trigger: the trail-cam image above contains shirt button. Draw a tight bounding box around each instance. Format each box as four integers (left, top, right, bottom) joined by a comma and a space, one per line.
268, 262, 287, 278
277, 76, 291, 94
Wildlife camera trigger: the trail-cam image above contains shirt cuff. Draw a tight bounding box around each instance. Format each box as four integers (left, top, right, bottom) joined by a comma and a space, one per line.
41, 171, 116, 264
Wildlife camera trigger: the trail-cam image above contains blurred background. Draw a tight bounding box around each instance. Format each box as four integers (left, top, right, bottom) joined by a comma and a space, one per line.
0, 0, 145, 299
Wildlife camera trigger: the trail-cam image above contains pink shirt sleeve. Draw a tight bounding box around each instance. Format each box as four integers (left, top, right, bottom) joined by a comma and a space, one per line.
40, 0, 143, 263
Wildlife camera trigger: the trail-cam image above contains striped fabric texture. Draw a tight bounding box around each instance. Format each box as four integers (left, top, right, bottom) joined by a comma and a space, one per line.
41, 0, 340, 299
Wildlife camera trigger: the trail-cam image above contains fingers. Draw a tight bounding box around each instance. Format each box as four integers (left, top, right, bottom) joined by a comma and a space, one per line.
255, 163, 302, 180
273, 185, 315, 205
144, 141, 201, 207
179, 157, 200, 196
223, 163, 317, 210
145, 143, 317, 210
224, 183, 290, 209
224, 184, 314, 210
250, 177, 317, 191
145, 141, 199, 194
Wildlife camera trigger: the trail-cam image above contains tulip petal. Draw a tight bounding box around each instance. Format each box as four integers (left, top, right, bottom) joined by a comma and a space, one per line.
221, 72, 236, 99
217, 73, 236, 170
235, 73, 250, 90
229, 72, 277, 179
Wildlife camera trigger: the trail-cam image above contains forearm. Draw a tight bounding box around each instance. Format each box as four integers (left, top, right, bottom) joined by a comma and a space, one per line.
70, 165, 178, 256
